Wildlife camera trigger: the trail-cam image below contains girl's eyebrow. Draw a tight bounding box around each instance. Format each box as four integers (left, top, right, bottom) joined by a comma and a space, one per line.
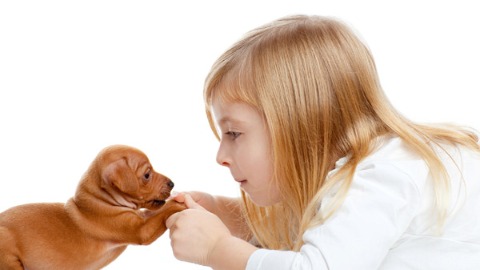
218, 116, 246, 126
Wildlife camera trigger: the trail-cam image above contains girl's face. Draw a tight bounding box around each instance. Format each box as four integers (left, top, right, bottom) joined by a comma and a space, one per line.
212, 100, 281, 206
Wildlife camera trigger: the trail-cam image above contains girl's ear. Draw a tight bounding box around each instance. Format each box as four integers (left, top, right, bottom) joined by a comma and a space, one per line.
101, 158, 139, 194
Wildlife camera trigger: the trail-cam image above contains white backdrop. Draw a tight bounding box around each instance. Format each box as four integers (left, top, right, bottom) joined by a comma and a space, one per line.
1, 1, 479, 269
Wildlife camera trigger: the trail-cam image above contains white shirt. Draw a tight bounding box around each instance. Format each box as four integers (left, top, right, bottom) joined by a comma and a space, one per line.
246, 136, 480, 269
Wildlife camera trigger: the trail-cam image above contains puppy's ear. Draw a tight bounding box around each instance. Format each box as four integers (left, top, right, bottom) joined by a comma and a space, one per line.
101, 158, 139, 194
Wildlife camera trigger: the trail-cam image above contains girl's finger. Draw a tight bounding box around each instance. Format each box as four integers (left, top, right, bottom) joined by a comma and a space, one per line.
184, 194, 205, 210
169, 191, 186, 203
166, 212, 179, 229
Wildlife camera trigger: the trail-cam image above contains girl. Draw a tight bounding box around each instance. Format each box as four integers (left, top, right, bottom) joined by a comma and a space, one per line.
166, 15, 480, 269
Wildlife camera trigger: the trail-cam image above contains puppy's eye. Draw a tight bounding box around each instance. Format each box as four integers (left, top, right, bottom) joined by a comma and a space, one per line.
144, 170, 151, 181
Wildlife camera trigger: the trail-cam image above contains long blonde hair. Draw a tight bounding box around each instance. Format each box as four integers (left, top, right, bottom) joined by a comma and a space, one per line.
203, 15, 479, 250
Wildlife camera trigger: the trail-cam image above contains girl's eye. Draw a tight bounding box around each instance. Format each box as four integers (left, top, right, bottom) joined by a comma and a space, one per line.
226, 131, 241, 140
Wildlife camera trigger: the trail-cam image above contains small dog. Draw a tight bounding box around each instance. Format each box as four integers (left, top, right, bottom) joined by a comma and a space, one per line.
0, 145, 186, 269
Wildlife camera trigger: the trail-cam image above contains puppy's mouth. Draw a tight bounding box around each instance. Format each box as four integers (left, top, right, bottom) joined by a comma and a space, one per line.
136, 187, 173, 211
150, 199, 166, 207
138, 198, 166, 211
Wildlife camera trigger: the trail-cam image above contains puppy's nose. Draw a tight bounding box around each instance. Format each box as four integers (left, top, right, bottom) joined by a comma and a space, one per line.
167, 180, 174, 189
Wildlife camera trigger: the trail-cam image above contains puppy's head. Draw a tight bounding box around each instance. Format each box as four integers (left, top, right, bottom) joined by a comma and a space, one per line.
96, 145, 174, 210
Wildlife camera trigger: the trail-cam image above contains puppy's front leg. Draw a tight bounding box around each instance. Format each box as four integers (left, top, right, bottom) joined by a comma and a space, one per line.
137, 201, 186, 245
0, 228, 24, 270
0, 256, 23, 270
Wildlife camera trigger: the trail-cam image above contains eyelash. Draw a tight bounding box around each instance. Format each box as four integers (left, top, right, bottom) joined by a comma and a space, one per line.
225, 131, 241, 140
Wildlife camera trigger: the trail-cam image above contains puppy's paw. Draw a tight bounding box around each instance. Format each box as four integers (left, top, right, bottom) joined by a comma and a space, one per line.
163, 200, 187, 216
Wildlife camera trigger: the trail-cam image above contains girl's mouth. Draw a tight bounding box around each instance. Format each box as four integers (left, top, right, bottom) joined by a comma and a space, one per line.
235, 179, 247, 188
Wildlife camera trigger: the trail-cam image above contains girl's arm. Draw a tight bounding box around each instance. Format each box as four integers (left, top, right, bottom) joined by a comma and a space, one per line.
207, 195, 252, 240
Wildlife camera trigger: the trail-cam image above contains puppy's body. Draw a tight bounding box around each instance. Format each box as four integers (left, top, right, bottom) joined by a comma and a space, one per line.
0, 203, 126, 269
0, 145, 186, 270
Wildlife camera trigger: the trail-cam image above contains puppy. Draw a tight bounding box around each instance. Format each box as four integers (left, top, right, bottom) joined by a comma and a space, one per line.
0, 145, 186, 270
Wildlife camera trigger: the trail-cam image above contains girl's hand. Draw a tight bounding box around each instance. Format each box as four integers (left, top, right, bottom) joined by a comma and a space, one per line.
169, 191, 216, 212
169, 191, 251, 240
166, 194, 232, 267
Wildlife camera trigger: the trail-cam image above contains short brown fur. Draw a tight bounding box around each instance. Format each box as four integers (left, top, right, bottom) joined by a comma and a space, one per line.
0, 145, 186, 269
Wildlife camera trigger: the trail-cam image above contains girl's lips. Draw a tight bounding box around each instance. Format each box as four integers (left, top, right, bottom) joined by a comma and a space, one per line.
234, 179, 247, 185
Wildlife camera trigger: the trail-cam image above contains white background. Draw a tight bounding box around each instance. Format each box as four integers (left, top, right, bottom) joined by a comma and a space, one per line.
0, 1, 479, 269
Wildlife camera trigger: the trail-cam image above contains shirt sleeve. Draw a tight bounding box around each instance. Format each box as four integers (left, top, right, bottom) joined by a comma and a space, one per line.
246, 160, 422, 270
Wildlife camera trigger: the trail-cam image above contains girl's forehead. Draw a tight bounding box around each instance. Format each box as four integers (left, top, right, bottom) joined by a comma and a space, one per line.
212, 101, 263, 124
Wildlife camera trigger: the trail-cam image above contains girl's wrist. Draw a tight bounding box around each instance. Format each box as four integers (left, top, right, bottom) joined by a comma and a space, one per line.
207, 235, 258, 270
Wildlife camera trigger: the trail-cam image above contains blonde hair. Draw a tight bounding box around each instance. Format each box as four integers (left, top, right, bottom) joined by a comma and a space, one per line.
203, 15, 479, 250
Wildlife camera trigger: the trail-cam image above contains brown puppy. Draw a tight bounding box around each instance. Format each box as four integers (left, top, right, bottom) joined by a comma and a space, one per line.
0, 145, 186, 270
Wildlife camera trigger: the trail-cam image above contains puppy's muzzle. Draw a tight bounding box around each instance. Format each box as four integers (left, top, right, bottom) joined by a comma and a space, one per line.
147, 179, 175, 208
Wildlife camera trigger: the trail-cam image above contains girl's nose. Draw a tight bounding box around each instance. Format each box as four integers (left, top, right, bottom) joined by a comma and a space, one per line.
216, 143, 231, 167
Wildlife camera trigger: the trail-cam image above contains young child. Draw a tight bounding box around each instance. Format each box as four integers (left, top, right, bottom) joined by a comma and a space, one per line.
166, 15, 480, 269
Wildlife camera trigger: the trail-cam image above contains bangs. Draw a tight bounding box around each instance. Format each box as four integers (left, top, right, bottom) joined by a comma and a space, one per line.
203, 47, 262, 139
204, 55, 259, 110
